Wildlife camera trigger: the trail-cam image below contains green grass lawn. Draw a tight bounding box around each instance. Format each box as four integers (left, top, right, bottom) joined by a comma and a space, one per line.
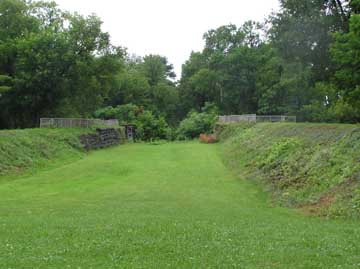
0, 142, 359, 268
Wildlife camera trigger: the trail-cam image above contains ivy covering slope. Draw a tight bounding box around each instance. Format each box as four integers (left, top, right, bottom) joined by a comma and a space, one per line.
217, 123, 360, 219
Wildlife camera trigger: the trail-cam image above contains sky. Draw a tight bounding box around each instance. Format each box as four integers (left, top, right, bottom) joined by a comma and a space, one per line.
50, 0, 280, 78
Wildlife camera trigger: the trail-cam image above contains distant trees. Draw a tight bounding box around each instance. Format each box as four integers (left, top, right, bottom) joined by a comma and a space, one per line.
107, 54, 180, 125
1, 0, 359, 130
329, 2, 360, 121
179, 22, 268, 116
0, 0, 124, 128
178, 0, 360, 123
94, 104, 171, 141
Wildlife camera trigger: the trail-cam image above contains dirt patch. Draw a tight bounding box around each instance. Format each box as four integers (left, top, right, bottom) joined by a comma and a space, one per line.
300, 178, 358, 216
301, 194, 336, 216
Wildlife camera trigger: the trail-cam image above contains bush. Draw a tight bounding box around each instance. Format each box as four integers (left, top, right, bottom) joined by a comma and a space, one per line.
94, 104, 170, 141
135, 111, 170, 141
177, 103, 218, 140
94, 104, 141, 124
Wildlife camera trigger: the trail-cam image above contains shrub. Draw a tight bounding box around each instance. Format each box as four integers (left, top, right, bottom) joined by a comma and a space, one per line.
94, 104, 141, 124
177, 103, 218, 140
94, 104, 170, 141
135, 111, 170, 141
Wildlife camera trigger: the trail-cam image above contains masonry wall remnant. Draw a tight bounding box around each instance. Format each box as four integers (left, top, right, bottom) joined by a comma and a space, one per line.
80, 128, 124, 150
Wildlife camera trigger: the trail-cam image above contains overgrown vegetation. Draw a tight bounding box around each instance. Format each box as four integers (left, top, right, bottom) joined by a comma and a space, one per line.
217, 123, 360, 219
176, 103, 218, 140
94, 104, 171, 141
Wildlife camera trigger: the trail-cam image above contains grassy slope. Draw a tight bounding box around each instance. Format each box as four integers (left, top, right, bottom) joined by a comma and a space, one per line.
217, 123, 360, 219
0, 143, 359, 268
0, 128, 92, 177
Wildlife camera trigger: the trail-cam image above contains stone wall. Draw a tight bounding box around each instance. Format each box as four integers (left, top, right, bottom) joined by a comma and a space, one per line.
80, 128, 122, 150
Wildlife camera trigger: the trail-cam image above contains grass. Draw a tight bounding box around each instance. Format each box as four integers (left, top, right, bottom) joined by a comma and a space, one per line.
217, 122, 360, 219
0, 128, 91, 177
0, 142, 359, 268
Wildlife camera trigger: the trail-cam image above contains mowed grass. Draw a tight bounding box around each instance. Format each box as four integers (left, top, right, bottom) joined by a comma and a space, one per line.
0, 143, 359, 268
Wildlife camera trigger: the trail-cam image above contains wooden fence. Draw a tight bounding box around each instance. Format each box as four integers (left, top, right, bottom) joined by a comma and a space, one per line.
40, 118, 119, 128
218, 115, 296, 123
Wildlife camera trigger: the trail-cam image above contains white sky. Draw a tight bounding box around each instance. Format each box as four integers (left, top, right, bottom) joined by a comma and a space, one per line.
50, 0, 280, 78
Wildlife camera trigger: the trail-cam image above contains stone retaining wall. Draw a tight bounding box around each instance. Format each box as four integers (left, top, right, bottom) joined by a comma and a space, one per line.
80, 128, 122, 150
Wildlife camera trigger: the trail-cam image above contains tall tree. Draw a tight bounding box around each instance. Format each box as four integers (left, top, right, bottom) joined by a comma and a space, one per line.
179, 22, 264, 115
329, 1, 360, 121
269, 0, 351, 82
0, 0, 124, 128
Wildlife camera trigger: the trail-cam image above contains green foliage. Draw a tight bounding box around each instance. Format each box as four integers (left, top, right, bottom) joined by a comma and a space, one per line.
0, 0, 125, 128
94, 104, 170, 141
178, 0, 360, 123
141, 55, 169, 86
1, 0, 360, 128
219, 123, 360, 219
177, 103, 218, 139
179, 22, 263, 115
106, 54, 180, 125
353, 188, 360, 213
109, 68, 151, 108
0, 74, 13, 93
94, 104, 140, 124
135, 110, 170, 141
214, 122, 255, 141
330, 13, 360, 121
259, 138, 302, 169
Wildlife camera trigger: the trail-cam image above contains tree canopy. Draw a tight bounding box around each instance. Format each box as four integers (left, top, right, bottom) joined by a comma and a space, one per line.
179, 0, 360, 122
0, 0, 359, 130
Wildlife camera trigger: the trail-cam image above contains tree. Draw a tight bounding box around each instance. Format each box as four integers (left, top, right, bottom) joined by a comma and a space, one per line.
179, 22, 264, 116
203, 24, 245, 56
0, 0, 124, 128
94, 104, 170, 141
105, 53, 180, 124
141, 55, 168, 86
330, 6, 360, 121
269, 0, 351, 82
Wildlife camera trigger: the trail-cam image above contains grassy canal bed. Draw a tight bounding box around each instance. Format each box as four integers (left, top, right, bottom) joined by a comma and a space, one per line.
0, 142, 359, 268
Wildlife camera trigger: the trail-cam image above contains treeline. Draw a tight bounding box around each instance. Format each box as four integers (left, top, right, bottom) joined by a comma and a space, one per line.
0, 0, 179, 130
179, 0, 360, 123
0, 0, 359, 134
0, 0, 124, 128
